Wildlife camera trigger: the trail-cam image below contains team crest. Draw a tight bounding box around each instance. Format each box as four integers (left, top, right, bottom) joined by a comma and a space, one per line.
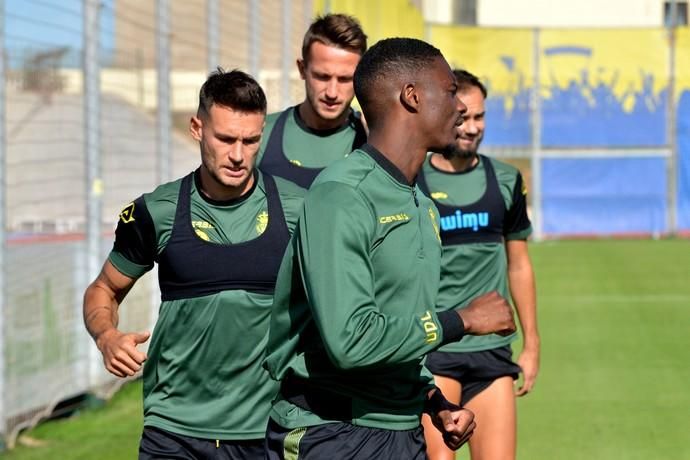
428, 208, 441, 242
119, 202, 135, 223
195, 229, 211, 241
256, 211, 269, 234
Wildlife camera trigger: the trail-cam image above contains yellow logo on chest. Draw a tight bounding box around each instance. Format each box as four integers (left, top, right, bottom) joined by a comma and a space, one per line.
428, 208, 441, 243
431, 191, 448, 200
379, 213, 410, 224
256, 211, 269, 234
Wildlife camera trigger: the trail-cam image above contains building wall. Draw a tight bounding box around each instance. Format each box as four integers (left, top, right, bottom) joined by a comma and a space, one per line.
479, 0, 663, 27
423, 0, 667, 27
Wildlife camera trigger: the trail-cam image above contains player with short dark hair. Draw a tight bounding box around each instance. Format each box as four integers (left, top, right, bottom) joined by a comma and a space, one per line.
419, 69, 540, 460
258, 13, 368, 188
83, 68, 305, 459
263, 38, 517, 459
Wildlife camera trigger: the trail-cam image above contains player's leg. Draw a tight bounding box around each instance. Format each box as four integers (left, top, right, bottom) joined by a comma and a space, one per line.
464, 376, 516, 460
422, 374, 462, 460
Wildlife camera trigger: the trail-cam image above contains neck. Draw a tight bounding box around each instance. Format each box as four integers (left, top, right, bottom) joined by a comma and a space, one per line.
198, 167, 254, 201
430, 152, 478, 173
297, 101, 349, 131
367, 129, 427, 184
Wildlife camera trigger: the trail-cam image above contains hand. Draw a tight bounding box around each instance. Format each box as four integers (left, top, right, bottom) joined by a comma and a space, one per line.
515, 346, 540, 396
96, 329, 150, 378
426, 387, 476, 450
457, 291, 516, 336
431, 406, 476, 451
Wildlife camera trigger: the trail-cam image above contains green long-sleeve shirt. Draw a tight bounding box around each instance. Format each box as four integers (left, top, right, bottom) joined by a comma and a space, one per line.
264, 144, 464, 431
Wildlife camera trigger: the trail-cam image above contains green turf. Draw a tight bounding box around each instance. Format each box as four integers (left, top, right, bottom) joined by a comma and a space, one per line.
513, 239, 690, 460
3, 239, 689, 459
2, 381, 143, 459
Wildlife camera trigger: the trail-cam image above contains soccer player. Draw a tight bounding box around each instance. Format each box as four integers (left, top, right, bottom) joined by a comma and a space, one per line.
263, 38, 517, 459
258, 13, 368, 188
419, 69, 540, 460
83, 69, 305, 459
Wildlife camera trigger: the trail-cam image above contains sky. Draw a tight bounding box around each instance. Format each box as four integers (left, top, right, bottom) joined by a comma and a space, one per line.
5, 0, 115, 68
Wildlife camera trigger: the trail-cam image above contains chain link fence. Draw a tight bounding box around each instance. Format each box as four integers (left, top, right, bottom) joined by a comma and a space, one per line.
0, 0, 312, 447
1, 0, 689, 448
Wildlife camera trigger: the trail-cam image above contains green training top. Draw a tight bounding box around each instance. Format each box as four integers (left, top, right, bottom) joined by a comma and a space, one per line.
264, 145, 466, 431
108, 170, 305, 440
257, 106, 361, 168
421, 155, 532, 353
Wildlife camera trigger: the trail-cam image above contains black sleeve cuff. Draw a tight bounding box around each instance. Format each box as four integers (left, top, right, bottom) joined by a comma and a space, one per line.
423, 386, 462, 414
438, 310, 465, 345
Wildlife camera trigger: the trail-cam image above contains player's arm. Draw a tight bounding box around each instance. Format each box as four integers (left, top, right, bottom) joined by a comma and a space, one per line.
424, 386, 475, 450
298, 183, 513, 369
507, 239, 539, 395
83, 196, 156, 378
84, 261, 150, 377
504, 172, 540, 395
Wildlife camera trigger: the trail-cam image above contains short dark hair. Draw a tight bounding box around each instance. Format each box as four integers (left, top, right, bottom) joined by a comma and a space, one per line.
197, 68, 266, 118
302, 13, 367, 62
453, 69, 488, 99
354, 37, 443, 124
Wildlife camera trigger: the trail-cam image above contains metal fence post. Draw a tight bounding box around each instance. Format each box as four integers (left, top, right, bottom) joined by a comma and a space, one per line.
0, 0, 7, 445
667, 1, 678, 236
530, 28, 543, 241
281, 0, 293, 109
156, 0, 171, 184
207, 0, 219, 73
84, 0, 102, 386
248, 0, 260, 79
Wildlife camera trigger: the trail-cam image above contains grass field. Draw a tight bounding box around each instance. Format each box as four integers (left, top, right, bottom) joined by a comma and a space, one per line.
4, 239, 689, 459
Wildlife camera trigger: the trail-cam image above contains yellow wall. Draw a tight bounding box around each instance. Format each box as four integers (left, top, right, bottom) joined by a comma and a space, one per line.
312, 0, 424, 43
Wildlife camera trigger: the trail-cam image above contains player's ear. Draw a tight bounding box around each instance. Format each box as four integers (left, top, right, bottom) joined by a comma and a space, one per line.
297, 58, 306, 80
400, 82, 419, 113
190, 116, 203, 141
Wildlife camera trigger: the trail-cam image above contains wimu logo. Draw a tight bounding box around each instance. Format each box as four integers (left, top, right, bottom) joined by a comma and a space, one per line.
440, 211, 489, 232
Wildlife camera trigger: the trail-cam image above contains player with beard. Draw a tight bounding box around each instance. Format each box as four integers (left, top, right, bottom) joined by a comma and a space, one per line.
258, 13, 368, 189
418, 69, 540, 460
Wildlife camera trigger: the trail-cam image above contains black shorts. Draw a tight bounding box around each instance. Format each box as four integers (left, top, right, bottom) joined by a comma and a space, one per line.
265, 418, 426, 460
425, 345, 522, 406
139, 426, 264, 460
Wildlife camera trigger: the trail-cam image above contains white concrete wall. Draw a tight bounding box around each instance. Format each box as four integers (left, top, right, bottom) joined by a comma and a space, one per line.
423, 0, 666, 27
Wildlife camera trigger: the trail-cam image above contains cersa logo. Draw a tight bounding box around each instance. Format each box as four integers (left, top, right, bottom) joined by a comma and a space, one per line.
119, 202, 135, 223
379, 213, 410, 224
420, 310, 439, 344
431, 191, 448, 200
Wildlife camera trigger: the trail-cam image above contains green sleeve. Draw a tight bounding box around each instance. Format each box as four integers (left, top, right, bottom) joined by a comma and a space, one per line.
297, 182, 441, 370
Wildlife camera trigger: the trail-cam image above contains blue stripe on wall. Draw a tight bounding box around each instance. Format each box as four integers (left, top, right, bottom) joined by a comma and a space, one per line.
542, 157, 667, 235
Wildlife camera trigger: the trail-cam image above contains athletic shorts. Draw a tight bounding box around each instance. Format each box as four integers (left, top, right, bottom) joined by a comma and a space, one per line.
425, 345, 522, 406
265, 418, 427, 460
138, 426, 264, 460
